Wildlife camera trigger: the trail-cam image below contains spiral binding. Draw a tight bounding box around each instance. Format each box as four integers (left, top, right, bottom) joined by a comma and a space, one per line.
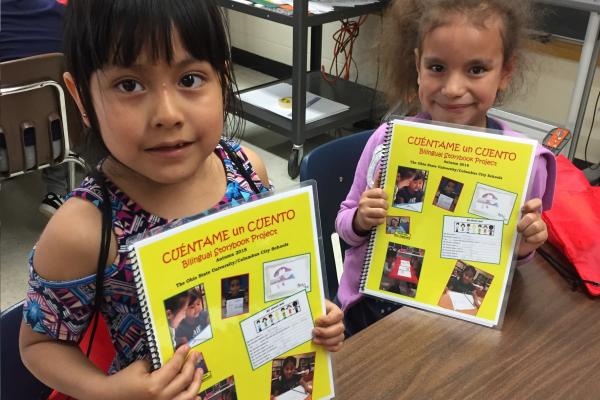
359, 122, 394, 292
129, 249, 162, 370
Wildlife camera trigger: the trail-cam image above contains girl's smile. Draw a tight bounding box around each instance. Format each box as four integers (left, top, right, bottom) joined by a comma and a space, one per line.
438, 103, 473, 111
145, 140, 195, 158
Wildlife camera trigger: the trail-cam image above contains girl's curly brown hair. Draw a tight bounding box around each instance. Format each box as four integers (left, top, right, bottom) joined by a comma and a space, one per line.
379, 0, 538, 113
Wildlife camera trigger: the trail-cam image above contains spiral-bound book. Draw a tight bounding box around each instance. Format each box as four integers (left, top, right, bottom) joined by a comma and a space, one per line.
128, 183, 334, 399
359, 119, 538, 328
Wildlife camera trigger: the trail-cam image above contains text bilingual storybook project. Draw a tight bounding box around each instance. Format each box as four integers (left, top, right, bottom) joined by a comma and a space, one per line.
359, 119, 538, 327
129, 184, 334, 399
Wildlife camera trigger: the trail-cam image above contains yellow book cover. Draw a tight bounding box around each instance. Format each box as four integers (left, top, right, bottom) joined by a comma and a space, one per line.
359, 119, 538, 328
129, 184, 334, 399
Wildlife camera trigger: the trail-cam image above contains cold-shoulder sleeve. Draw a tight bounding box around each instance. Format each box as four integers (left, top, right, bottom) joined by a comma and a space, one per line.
23, 250, 97, 343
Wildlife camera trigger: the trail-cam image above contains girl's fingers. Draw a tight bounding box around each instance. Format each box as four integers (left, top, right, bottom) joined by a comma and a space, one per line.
167, 351, 200, 396
358, 205, 387, 221
518, 198, 543, 232
360, 199, 389, 213
521, 198, 542, 214
523, 226, 547, 244
363, 215, 387, 227
313, 333, 345, 351
313, 322, 345, 341
517, 212, 538, 233
356, 205, 387, 231
517, 217, 547, 255
326, 343, 343, 352
153, 344, 190, 384
316, 300, 343, 326
365, 202, 387, 218
313, 301, 345, 350
365, 188, 388, 201
155, 347, 200, 400
520, 218, 547, 240
173, 367, 203, 400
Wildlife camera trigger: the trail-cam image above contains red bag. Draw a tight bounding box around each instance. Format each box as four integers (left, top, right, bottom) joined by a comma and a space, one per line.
48, 317, 115, 400
542, 155, 600, 296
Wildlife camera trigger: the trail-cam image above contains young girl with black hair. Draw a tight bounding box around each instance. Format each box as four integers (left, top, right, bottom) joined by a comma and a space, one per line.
19, 1, 344, 398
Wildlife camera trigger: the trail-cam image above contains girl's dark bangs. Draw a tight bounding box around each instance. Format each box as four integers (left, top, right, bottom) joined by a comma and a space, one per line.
171, 0, 229, 67
104, 0, 226, 68
107, 0, 174, 67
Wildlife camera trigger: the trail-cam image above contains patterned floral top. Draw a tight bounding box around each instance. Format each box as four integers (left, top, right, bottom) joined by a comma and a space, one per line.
23, 140, 270, 372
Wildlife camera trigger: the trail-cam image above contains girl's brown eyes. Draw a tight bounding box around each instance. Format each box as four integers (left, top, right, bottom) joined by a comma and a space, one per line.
116, 79, 143, 92
113, 73, 204, 91
470, 66, 486, 74
179, 74, 203, 88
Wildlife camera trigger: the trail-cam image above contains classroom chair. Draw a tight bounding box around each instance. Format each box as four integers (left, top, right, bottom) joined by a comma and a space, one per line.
1, 301, 53, 400
0, 53, 86, 188
1, 300, 116, 400
299, 130, 374, 299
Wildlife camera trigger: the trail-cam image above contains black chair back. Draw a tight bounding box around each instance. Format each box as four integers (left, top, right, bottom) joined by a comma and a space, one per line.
300, 130, 374, 299
1, 301, 52, 399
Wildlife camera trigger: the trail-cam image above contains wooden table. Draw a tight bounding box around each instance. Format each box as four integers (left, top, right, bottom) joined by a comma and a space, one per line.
332, 254, 600, 400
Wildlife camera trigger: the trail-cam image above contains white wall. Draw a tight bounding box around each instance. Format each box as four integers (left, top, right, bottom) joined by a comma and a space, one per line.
228, 11, 600, 163
503, 52, 600, 162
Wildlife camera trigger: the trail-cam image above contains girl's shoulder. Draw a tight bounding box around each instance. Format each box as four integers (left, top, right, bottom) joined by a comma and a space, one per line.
216, 139, 270, 195
490, 117, 520, 137
65, 173, 114, 207
33, 171, 122, 282
362, 122, 392, 160
369, 122, 391, 144
33, 193, 106, 281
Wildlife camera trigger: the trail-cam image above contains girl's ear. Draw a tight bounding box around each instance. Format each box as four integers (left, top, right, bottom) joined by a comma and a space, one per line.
499, 55, 516, 91
63, 72, 90, 127
414, 48, 421, 86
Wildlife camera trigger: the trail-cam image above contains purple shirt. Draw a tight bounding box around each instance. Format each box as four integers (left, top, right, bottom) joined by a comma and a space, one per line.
335, 115, 557, 311
0, 0, 65, 62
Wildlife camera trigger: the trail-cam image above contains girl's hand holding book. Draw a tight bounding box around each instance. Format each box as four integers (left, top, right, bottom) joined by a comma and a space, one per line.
353, 188, 389, 235
517, 198, 548, 257
353, 169, 388, 235
105, 344, 203, 400
312, 300, 345, 352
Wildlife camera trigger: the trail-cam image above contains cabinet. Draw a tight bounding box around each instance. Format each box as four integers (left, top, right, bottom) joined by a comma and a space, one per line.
217, 0, 389, 177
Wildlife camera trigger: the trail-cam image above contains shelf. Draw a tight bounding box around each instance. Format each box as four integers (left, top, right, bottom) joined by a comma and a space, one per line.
237, 71, 379, 139
217, 0, 389, 26
218, 0, 388, 177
